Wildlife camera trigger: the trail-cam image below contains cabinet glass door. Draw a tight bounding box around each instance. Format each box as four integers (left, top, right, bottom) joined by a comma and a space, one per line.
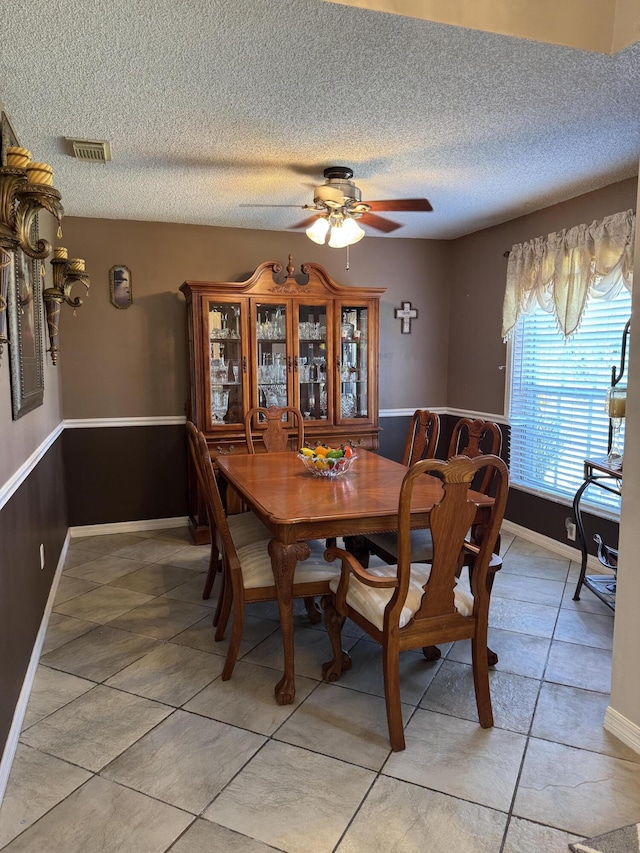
255, 302, 289, 409
338, 305, 369, 421
207, 300, 243, 427
297, 303, 329, 421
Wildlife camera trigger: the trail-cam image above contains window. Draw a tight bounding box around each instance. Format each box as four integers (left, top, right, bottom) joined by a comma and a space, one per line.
509, 291, 631, 514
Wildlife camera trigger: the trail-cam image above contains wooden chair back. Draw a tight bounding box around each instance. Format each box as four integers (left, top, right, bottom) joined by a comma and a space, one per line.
194, 429, 243, 575
447, 418, 502, 495
244, 406, 305, 454
392, 455, 508, 627
401, 409, 440, 466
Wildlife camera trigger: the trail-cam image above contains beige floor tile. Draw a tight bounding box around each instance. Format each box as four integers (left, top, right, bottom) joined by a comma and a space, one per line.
103, 709, 265, 814
184, 660, 316, 735
333, 638, 443, 705
513, 737, 640, 837
205, 740, 375, 853
105, 643, 224, 706
171, 613, 280, 658
111, 538, 189, 563
500, 532, 516, 555
492, 572, 565, 607
489, 596, 558, 638
245, 600, 287, 621
0, 745, 92, 847
447, 627, 551, 679
275, 682, 409, 769
501, 553, 570, 582
21, 684, 171, 772
108, 562, 198, 595
21, 665, 94, 730
54, 575, 101, 605
63, 553, 149, 584
70, 533, 149, 554
0, 775, 192, 853
154, 544, 212, 571
53, 585, 154, 623
170, 819, 282, 852
506, 538, 567, 561
62, 547, 103, 570
142, 527, 193, 545
41, 613, 97, 655
531, 682, 640, 762
502, 817, 582, 853
161, 573, 217, 607
383, 708, 527, 811
553, 608, 614, 650
108, 597, 211, 639
243, 623, 358, 680
420, 660, 540, 734
561, 581, 615, 615
41, 625, 160, 681
337, 775, 507, 853
545, 640, 612, 693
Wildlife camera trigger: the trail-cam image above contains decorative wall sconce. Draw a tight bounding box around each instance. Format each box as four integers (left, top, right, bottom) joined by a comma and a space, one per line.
0, 144, 90, 363
45, 248, 90, 364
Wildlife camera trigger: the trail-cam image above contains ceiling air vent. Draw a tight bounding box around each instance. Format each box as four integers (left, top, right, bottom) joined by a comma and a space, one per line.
66, 138, 112, 163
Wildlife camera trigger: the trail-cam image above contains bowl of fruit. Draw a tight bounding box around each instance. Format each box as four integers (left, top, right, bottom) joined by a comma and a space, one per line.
298, 443, 357, 478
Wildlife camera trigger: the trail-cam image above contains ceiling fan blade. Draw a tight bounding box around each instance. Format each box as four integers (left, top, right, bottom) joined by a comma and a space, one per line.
290, 214, 325, 230
366, 198, 433, 213
358, 212, 402, 233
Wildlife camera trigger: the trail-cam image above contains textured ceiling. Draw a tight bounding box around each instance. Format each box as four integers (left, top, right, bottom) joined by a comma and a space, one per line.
1, 0, 639, 240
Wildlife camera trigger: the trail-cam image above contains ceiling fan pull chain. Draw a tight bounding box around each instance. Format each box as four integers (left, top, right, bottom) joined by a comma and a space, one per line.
346, 244, 350, 271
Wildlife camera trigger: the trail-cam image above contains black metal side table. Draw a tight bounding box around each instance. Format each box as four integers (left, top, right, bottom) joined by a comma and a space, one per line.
572, 458, 622, 611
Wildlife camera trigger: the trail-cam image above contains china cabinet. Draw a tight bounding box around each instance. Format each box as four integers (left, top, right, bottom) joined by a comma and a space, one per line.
180, 256, 385, 540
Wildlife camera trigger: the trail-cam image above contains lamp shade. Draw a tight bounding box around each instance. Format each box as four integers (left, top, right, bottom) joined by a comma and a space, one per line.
328, 216, 365, 248
306, 217, 330, 244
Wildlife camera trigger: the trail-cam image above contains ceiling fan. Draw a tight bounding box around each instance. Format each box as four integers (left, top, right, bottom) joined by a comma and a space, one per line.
243, 166, 433, 249
290, 166, 433, 248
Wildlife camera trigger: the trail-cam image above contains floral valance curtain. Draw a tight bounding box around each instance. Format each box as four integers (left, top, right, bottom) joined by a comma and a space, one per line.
502, 209, 635, 340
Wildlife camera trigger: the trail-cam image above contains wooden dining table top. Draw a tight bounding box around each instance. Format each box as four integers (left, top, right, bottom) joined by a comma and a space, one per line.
216, 449, 493, 542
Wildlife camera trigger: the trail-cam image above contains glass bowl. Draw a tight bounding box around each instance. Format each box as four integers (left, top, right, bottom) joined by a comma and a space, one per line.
298, 451, 357, 478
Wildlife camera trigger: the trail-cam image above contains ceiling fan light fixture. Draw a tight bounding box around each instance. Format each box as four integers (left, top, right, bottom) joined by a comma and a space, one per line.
306, 217, 330, 244
327, 215, 365, 248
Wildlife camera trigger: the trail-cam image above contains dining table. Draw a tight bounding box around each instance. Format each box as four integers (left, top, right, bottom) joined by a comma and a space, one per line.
215, 448, 494, 705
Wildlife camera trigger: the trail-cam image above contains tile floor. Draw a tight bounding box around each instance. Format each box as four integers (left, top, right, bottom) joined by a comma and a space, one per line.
1, 527, 638, 852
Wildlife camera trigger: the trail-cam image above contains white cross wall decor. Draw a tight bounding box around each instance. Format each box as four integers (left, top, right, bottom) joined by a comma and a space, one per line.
394, 301, 418, 334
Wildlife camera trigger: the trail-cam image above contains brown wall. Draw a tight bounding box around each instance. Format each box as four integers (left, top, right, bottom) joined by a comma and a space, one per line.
0, 212, 69, 759
59, 219, 453, 417
0, 437, 67, 752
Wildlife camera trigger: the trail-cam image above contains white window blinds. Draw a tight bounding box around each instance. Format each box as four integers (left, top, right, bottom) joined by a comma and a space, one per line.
509, 290, 631, 513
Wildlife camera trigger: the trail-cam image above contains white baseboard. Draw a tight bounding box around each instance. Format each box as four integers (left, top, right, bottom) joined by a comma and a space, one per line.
604, 706, 640, 756
69, 516, 189, 538
501, 519, 602, 571
0, 531, 71, 805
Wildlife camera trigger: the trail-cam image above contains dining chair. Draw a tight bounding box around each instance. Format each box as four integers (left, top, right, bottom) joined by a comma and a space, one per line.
362, 417, 502, 566
244, 405, 305, 454
321, 454, 509, 751
186, 421, 271, 604
194, 428, 341, 680
245, 404, 325, 622
401, 409, 440, 466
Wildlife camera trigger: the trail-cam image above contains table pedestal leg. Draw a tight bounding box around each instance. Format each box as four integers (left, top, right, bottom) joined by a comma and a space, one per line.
268, 539, 311, 705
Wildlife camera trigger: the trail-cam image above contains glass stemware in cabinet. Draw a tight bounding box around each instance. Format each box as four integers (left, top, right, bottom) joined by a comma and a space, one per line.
211, 389, 229, 423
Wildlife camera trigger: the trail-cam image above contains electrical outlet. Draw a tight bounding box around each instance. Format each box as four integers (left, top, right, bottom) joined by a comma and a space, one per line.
565, 518, 576, 541
39, 543, 45, 570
